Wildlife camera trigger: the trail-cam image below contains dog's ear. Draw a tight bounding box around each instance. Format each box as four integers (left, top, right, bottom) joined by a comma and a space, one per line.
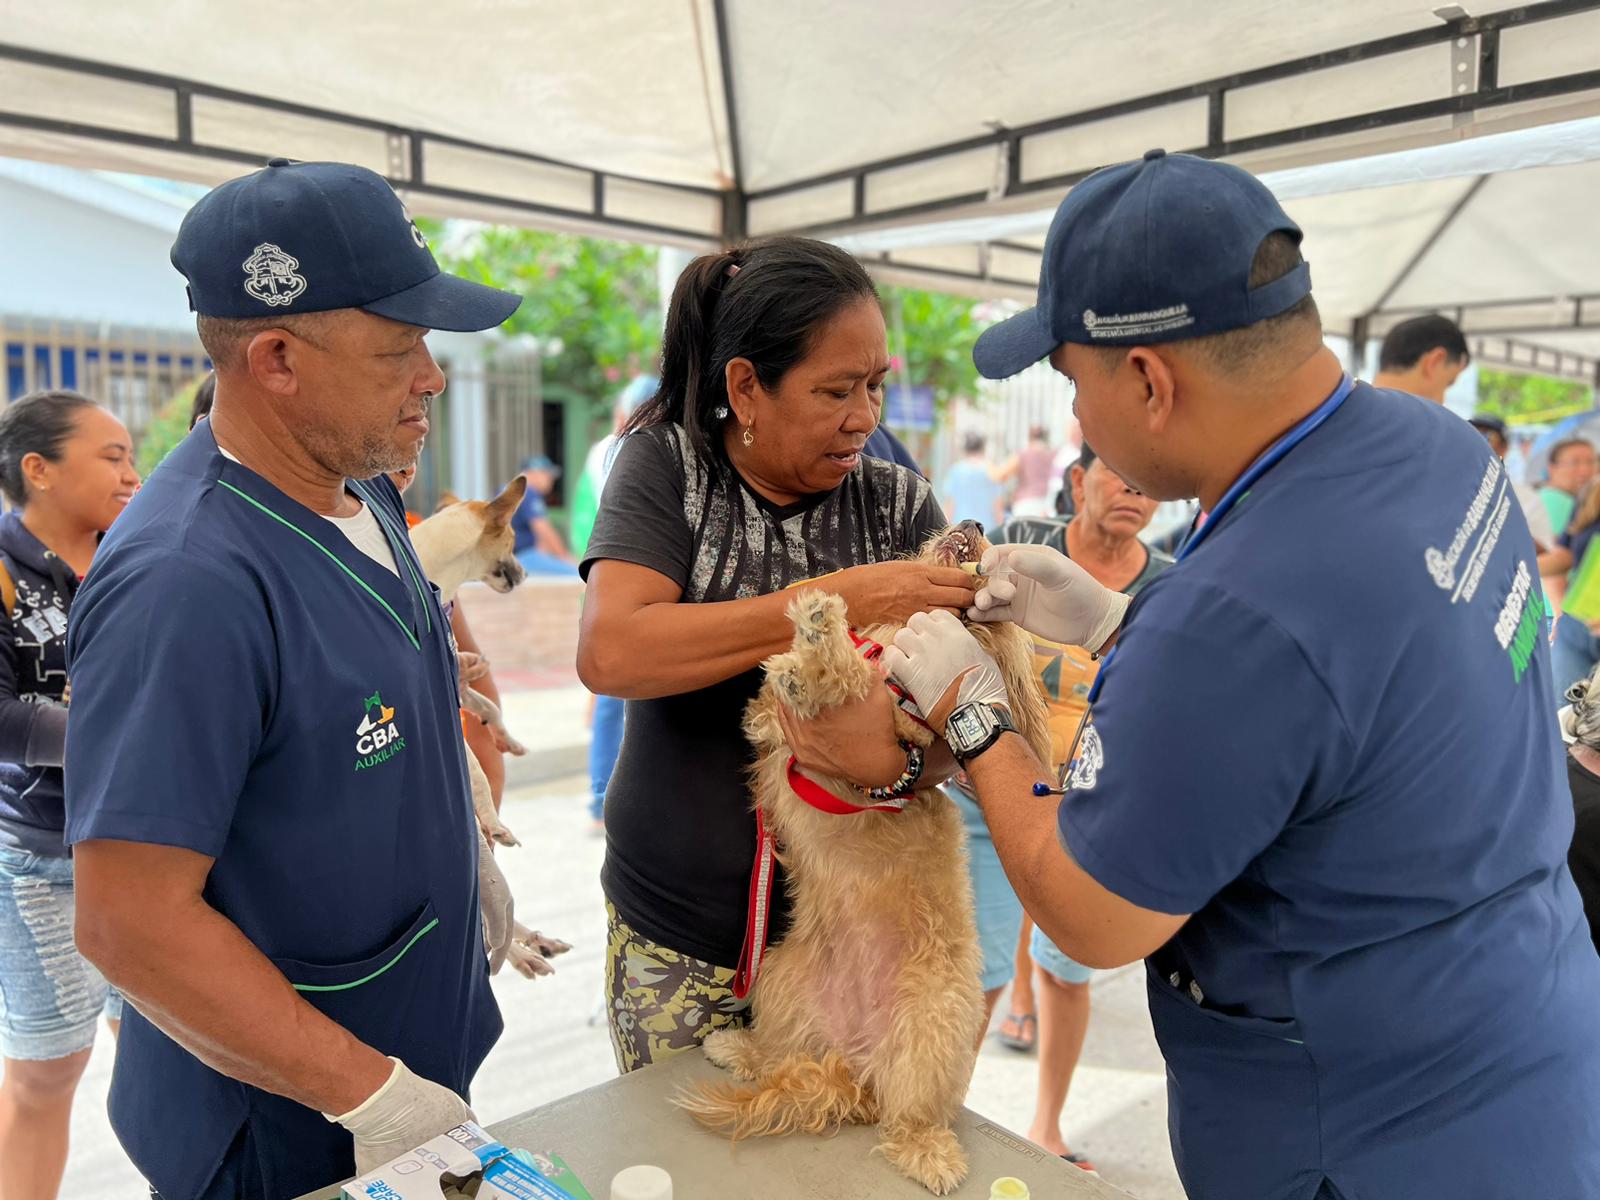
483, 475, 528, 526
433, 490, 462, 513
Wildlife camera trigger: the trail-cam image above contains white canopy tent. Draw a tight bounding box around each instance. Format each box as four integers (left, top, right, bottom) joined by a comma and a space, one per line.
2, 0, 1598, 376
847, 116, 1600, 382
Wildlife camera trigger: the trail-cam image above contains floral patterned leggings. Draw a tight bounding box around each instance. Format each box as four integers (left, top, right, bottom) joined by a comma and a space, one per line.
604, 902, 751, 1073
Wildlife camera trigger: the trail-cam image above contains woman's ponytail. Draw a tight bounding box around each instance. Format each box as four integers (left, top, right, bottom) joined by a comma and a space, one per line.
623, 248, 743, 457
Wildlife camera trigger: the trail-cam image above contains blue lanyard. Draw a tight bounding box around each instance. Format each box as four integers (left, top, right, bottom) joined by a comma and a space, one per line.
1048, 375, 1355, 792
1173, 373, 1356, 564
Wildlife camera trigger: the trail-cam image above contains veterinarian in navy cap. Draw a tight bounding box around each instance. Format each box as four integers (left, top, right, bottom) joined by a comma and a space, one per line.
787, 151, 1600, 1199
63, 160, 521, 1199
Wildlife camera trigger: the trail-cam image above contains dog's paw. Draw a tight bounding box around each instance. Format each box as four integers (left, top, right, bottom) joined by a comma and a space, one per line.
763, 650, 820, 721
878, 1126, 967, 1196
478, 812, 521, 848
514, 924, 572, 959
795, 598, 833, 644
773, 659, 808, 707
786, 591, 847, 645
507, 939, 556, 979
702, 1027, 762, 1080
489, 723, 528, 756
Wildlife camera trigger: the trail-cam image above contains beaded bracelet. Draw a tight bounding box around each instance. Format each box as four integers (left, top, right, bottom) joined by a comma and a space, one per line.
856, 741, 925, 801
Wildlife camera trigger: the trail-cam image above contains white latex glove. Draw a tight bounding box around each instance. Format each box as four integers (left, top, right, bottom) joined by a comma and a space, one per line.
329, 1056, 476, 1172
477, 831, 515, 975
882, 611, 1008, 733
969, 544, 1129, 652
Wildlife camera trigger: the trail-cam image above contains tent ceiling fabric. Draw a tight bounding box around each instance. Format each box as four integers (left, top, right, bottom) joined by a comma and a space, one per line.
3, 1, 1599, 238
728, 0, 1526, 191
0, 2, 734, 190
1385, 157, 1600, 307
863, 117, 1600, 360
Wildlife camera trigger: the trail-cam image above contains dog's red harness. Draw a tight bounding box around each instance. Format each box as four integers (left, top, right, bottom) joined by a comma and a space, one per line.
732, 630, 932, 999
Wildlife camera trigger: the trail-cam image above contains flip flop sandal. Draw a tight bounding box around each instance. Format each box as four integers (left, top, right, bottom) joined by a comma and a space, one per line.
997, 1011, 1037, 1051
1062, 1152, 1098, 1173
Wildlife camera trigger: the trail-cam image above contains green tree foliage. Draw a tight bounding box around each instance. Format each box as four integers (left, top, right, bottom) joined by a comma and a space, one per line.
424, 219, 985, 423
424, 221, 661, 422
880, 285, 980, 415
1476, 368, 1594, 425
136, 377, 202, 477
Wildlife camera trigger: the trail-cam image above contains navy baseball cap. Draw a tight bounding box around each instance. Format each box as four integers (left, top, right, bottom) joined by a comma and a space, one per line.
974, 150, 1310, 379
1468, 414, 1509, 439
172, 159, 521, 332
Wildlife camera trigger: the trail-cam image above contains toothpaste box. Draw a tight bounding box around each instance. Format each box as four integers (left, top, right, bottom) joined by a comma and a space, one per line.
342, 1123, 592, 1200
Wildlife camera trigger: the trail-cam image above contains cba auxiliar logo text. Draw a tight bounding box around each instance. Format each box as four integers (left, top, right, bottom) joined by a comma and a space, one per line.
354, 689, 406, 771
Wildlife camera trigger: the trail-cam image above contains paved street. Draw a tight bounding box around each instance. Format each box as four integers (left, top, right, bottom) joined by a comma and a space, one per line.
59, 772, 1185, 1199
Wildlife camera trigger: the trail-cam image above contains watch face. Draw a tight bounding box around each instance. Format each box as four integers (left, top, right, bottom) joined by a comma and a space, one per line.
950, 708, 982, 743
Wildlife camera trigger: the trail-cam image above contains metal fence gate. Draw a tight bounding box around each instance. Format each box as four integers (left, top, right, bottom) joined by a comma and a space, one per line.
3, 316, 209, 443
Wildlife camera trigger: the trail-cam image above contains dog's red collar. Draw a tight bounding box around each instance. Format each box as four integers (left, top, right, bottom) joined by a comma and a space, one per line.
784, 756, 912, 815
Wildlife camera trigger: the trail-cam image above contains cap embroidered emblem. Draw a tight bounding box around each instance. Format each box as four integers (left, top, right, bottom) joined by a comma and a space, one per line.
410, 222, 428, 249
242, 243, 307, 307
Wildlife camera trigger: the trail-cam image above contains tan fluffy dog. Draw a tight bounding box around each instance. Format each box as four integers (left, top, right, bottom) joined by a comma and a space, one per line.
677, 522, 1050, 1194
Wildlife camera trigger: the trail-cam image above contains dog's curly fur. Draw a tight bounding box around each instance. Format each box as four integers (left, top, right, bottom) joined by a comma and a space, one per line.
675, 524, 1050, 1195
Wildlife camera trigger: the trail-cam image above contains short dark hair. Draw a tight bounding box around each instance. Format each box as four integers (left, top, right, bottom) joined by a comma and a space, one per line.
1378, 315, 1469, 371
196, 311, 337, 371
1076, 442, 1098, 471
1086, 232, 1320, 376
1550, 437, 1595, 468
624, 236, 879, 462
188, 372, 216, 430
963, 432, 987, 455
0, 389, 99, 506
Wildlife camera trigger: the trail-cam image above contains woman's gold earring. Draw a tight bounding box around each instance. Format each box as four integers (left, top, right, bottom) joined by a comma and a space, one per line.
742, 425, 754, 448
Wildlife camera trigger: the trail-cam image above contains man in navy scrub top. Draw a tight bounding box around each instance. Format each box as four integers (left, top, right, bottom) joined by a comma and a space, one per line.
783, 151, 1600, 1200
64, 160, 522, 1200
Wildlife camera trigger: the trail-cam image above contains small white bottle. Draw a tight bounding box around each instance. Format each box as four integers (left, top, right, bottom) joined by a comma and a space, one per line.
610, 1164, 673, 1200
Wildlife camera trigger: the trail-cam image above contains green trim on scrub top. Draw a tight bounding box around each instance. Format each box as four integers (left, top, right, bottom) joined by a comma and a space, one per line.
350, 478, 432, 637
290, 918, 440, 993
216, 480, 421, 653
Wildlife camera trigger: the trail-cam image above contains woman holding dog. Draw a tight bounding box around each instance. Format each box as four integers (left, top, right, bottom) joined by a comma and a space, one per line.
0, 389, 138, 1200
578, 237, 976, 1071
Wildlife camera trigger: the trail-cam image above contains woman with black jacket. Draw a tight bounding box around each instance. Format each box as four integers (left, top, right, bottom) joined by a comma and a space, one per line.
0, 389, 138, 1199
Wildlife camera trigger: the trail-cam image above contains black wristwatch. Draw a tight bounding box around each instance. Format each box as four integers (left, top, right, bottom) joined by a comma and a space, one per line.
946, 702, 1016, 765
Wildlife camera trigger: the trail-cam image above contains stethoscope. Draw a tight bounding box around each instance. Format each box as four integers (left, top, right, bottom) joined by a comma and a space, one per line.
1033, 373, 1356, 797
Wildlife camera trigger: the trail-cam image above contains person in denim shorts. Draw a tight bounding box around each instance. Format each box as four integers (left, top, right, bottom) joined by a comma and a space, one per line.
0, 389, 139, 1198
